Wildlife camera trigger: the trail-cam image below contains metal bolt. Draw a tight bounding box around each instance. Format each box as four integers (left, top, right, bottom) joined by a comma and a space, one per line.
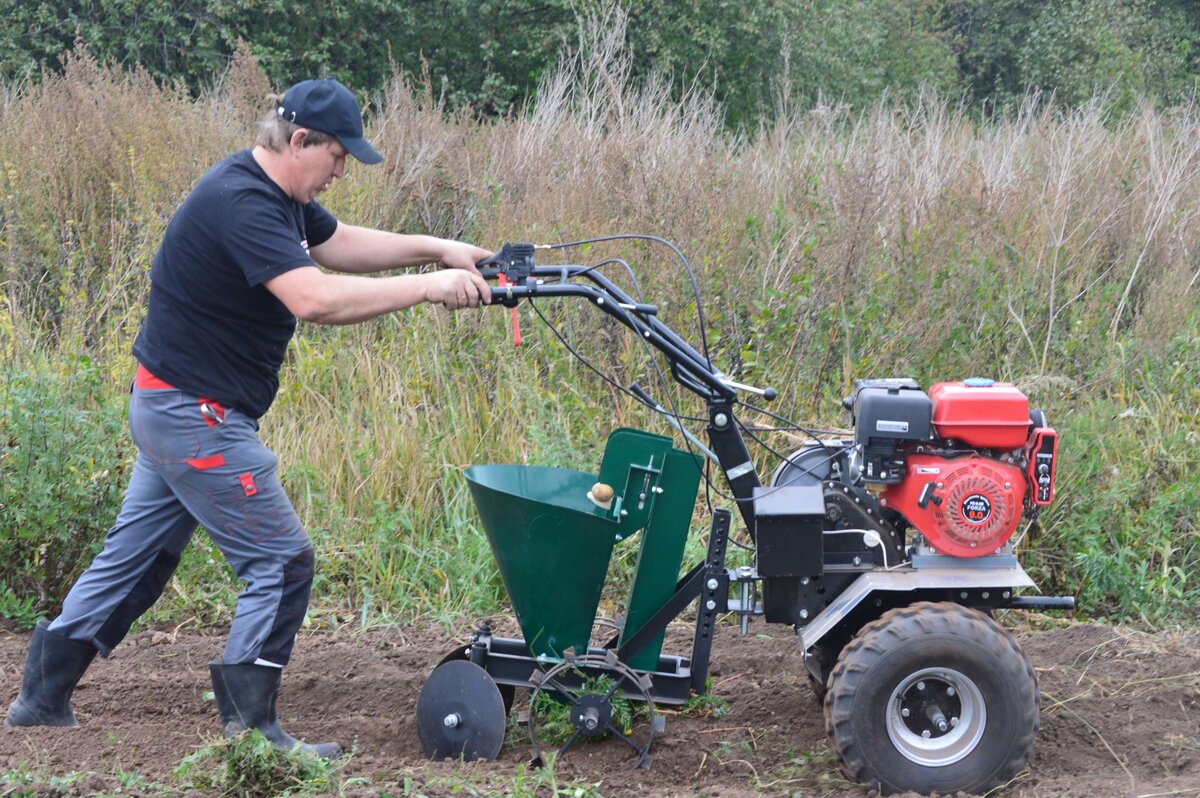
713, 413, 729, 428
960, 592, 968, 599
799, 609, 809, 619
852, 556, 862, 566
706, 600, 717, 610
946, 687, 956, 697
1003, 591, 1011, 599
444, 713, 461, 728
950, 716, 959, 727
653, 486, 664, 494
596, 297, 605, 305
706, 578, 719, 590
901, 708, 910, 718
982, 591, 990, 599
800, 577, 810, 585
917, 681, 926, 691
922, 730, 932, 738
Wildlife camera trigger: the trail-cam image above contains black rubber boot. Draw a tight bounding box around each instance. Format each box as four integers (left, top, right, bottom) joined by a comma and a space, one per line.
209, 662, 343, 759
5, 620, 98, 727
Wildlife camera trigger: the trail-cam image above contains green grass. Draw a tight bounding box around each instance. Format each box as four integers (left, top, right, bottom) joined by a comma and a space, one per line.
0, 53, 1198, 632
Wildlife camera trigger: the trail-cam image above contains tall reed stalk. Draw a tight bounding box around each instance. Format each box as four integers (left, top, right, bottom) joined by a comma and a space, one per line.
0, 33, 1195, 625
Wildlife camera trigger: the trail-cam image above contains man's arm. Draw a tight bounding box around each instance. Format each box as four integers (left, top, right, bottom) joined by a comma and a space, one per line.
308, 223, 489, 275
264, 265, 490, 326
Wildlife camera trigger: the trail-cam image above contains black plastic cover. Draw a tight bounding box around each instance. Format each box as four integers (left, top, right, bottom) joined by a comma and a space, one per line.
753, 485, 825, 578
851, 380, 933, 445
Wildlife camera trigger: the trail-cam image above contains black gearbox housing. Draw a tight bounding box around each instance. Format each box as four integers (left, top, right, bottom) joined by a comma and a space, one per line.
848, 378, 932, 483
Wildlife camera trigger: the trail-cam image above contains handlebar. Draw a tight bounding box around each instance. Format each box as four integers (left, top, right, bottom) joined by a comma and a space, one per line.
475, 243, 776, 403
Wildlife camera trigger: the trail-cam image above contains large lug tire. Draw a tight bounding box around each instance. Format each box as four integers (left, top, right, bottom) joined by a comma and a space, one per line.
823, 602, 1039, 796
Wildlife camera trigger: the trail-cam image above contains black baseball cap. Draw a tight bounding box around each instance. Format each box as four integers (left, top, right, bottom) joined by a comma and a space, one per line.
278, 78, 383, 165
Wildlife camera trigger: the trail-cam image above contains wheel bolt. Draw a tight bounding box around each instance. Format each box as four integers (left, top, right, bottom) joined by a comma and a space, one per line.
917, 681, 926, 691
946, 687, 955, 697
444, 713, 461, 728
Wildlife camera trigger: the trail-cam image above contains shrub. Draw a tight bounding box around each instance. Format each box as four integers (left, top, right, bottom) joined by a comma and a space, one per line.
0, 357, 132, 622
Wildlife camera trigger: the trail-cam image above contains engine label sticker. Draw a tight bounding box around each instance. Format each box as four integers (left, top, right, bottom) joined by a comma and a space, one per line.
876, 420, 909, 433
961, 493, 992, 524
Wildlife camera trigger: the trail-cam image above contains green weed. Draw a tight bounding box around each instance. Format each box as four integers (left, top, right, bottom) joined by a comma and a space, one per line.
173, 730, 343, 798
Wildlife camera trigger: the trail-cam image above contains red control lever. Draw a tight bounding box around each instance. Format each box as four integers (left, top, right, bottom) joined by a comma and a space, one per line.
497, 274, 521, 347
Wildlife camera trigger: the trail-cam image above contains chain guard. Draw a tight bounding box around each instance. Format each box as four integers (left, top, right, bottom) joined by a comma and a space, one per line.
822, 481, 905, 567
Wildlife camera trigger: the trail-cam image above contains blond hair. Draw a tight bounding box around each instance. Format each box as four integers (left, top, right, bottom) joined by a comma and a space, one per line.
255, 93, 335, 152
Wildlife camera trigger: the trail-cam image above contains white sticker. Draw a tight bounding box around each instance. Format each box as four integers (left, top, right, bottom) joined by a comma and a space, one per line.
876, 420, 909, 433
915, 467, 941, 474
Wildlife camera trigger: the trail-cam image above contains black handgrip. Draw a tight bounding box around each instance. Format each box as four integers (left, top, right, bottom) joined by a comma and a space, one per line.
629, 382, 657, 408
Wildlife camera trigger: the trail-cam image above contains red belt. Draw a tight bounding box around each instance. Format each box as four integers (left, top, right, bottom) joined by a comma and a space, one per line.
135, 364, 175, 390
135, 365, 227, 427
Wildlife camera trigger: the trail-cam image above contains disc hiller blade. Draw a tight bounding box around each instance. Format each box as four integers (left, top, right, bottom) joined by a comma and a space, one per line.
416, 659, 507, 761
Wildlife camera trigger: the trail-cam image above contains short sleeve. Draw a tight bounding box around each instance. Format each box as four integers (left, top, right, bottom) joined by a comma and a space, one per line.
225, 192, 319, 287
305, 200, 338, 248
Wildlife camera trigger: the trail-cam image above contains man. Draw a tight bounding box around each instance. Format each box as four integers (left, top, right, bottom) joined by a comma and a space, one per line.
4, 78, 491, 758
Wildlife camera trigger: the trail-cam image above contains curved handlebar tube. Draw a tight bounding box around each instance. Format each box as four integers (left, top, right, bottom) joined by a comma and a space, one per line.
479, 260, 762, 535
480, 264, 736, 403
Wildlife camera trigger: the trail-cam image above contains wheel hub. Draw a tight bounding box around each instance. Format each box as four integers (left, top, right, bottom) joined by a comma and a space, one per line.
572, 694, 613, 737
886, 667, 986, 767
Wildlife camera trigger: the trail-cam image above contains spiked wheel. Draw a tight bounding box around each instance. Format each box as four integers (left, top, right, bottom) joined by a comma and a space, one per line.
527, 652, 660, 769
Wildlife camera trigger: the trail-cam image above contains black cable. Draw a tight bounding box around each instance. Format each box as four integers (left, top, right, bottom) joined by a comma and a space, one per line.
573, 258, 646, 304
529, 292, 739, 509
544, 234, 713, 370
736, 418, 848, 495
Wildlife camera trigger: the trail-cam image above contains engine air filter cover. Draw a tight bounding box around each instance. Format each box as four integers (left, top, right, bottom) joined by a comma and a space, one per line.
883, 454, 1026, 558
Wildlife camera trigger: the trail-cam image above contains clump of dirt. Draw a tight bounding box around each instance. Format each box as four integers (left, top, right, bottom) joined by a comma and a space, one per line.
1, 618, 1197, 796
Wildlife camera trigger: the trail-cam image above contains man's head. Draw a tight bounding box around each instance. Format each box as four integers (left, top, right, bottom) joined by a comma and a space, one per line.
258, 78, 382, 165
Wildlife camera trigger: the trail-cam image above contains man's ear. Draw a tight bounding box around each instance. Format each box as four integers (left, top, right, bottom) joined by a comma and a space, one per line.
289, 128, 309, 155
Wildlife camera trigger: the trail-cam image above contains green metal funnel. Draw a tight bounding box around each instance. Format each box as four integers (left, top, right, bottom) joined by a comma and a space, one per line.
465, 464, 618, 660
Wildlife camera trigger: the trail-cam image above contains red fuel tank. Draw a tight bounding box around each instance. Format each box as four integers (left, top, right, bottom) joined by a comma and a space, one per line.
929, 380, 1030, 449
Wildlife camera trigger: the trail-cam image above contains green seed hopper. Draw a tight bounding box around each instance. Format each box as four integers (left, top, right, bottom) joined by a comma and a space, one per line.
465, 427, 702, 670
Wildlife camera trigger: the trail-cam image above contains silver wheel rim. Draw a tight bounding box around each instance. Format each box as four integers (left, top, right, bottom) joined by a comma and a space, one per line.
885, 667, 986, 767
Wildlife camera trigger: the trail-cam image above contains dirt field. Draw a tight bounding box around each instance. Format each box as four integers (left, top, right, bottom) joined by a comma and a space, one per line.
1, 616, 1197, 797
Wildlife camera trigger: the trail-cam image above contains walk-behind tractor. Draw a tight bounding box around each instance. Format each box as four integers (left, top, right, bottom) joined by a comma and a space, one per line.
415, 238, 1073, 795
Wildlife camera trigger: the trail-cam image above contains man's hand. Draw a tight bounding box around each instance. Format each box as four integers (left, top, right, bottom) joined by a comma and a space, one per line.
424, 268, 492, 309
438, 241, 493, 275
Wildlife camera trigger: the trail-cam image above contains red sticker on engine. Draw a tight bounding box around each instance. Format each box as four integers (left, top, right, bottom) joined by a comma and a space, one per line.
239, 473, 258, 496
960, 493, 992, 524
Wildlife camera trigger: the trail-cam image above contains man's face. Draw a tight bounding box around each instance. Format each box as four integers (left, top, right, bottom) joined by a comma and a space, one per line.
293, 135, 347, 203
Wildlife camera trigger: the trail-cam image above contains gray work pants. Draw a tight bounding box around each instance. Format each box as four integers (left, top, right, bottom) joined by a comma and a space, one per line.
49, 374, 314, 667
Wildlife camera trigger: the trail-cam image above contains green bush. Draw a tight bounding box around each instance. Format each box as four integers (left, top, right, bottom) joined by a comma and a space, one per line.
0, 357, 132, 623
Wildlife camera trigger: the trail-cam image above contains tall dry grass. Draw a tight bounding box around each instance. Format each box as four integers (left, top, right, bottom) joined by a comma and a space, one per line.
0, 30, 1196, 622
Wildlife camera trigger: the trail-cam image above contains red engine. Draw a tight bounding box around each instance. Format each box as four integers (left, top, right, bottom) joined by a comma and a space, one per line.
882, 454, 1026, 557
849, 378, 1058, 558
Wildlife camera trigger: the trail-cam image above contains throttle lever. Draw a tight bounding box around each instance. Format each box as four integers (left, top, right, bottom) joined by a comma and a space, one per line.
497, 274, 522, 347
476, 242, 537, 284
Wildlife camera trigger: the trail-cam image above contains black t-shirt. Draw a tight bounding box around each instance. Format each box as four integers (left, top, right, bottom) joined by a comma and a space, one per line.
133, 150, 338, 418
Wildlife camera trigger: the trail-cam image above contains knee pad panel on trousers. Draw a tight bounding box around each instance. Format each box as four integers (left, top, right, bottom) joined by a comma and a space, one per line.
93, 548, 182, 654
257, 547, 314, 666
